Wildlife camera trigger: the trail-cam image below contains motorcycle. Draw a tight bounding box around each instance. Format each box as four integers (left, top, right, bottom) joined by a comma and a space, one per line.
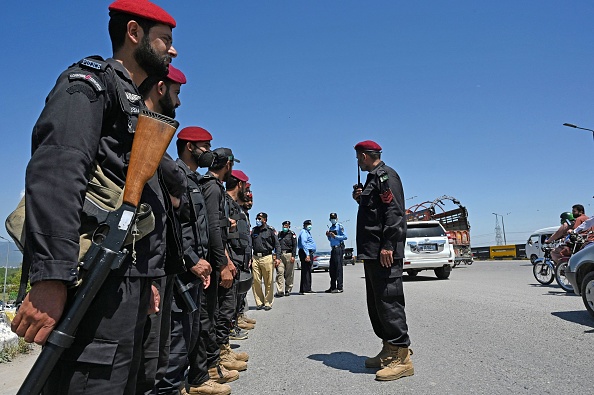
555, 232, 588, 293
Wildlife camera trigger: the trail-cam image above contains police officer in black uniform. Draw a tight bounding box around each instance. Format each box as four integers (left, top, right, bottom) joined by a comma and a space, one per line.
352, 140, 414, 382
157, 126, 226, 394
186, 148, 243, 392
223, 171, 253, 352
277, 221, 298, 296
137, 64, 189, 395
251, 213, 282, 310
11, 1, 178, 393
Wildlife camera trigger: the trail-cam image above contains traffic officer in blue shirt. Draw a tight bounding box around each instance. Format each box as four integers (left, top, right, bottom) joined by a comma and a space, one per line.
325, 213, 348, 293
298, 220, 316, 294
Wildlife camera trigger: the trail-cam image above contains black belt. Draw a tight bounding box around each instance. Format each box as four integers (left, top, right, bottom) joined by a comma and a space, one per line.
332, 244, 344, 249
254, 251, 272, 257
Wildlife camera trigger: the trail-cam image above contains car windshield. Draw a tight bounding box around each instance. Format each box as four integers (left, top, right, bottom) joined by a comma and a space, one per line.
407, 224, 446, 238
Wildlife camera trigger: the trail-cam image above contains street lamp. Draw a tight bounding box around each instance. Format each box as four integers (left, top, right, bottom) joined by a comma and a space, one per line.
563, 123, 594, 140
0, 236, 10, 304
492, 212, 510, 245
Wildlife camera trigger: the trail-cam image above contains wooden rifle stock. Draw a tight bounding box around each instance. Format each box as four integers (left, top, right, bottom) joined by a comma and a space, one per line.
123, 110, 179, 207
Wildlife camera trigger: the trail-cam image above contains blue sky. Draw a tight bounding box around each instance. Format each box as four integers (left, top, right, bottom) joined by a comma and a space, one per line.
2, 0, 594, 262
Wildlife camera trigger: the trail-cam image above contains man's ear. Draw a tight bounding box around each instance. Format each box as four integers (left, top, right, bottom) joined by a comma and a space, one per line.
127, 20, 142, 45
157, 81, 166, 97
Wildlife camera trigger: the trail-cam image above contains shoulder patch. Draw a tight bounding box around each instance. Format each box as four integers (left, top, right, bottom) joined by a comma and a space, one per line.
66, 84, 98, 102
80, 58, 107, 71
68, 73, 105, 92
379, 174, 389, 183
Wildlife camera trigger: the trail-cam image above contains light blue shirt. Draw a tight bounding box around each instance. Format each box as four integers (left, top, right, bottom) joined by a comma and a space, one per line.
328, 223, 347, 247
298, 229, 316, 253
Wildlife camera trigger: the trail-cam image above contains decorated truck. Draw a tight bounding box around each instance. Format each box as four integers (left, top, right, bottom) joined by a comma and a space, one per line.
406, 195, 473, 267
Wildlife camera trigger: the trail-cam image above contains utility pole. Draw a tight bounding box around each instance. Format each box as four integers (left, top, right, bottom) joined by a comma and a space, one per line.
493, 214, 503, 246
0, 236, 10, 303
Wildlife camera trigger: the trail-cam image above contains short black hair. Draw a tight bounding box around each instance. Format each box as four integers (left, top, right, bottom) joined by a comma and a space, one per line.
108, 12, 156, 53
176, 139, 189, 157
366, 151, 381, 160
226, 176, 240, 191
573, 204, 585, 214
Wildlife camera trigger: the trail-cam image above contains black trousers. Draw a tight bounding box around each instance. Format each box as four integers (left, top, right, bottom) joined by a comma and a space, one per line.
44, 276, 151, 395
329, 245, 344, 290
188, 271, 219, 386
215, 278, 237, 345
155, 282, 202, 395
298, 248, 313, 292
137, 275, 175, 395
363, 260, 410, 347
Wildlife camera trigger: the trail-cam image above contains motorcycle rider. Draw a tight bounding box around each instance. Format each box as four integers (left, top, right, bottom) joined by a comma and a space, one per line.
545, 205, 588, 262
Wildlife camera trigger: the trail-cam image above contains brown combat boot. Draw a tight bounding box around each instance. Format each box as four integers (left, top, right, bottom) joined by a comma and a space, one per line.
365, 341, 389, 368
223, 342, 249, 362
208, 363, 239, 383
239, 314, 256, 325
219, 344, 248, 371
375, 345, 414, 381
237, 317, 255, 330
181, 379, 231, 395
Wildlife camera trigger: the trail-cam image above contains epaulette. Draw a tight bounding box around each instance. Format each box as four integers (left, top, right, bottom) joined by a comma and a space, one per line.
198, 173, 215, 183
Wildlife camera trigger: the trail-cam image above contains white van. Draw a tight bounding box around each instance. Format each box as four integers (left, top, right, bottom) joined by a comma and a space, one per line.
525, 226, 558, 263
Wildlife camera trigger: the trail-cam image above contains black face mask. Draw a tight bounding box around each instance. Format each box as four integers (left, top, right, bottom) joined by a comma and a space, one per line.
192, 148, 215, 168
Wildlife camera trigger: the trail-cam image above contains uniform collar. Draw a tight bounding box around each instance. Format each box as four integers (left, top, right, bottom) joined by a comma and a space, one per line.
106, 58, 135, 85
369, 161, 385, 175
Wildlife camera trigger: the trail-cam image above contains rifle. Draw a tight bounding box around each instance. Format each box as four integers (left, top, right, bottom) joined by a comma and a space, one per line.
18, 109, 179, 395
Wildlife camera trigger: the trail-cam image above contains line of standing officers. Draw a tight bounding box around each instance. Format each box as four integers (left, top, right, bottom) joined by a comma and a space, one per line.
9, 1, 415, 393
10, 1, 260, 394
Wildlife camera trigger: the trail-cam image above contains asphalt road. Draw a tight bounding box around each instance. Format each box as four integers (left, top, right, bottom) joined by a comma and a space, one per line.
2, 260, 593, 394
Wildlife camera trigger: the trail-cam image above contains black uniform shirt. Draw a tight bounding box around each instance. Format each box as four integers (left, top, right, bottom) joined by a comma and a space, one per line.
200, 172, 228, 271
278, 230, 297, 257
252, 225, 281, 259
356, 161, 406, 262
25, 57, 167, 285
226, 196, 250, 268
177, 159, 209, 270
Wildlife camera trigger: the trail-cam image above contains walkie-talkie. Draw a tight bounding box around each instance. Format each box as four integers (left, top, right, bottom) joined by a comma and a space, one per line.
353, 165, 363, 191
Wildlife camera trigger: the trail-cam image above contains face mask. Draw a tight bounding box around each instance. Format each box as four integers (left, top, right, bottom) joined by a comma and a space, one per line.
282, 227, 289, 232
306, 225, 312, 231
192, 148, 215, 168
330, 219, 337, 225
255, 220, 262, 227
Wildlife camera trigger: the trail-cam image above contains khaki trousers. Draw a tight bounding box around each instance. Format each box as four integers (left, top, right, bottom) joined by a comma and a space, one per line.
252, 254, 274, 307
277, 252, 295, 294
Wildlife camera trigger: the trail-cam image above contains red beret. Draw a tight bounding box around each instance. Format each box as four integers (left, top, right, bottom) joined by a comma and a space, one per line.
231, 170, 249, 182
109, 0, 176, 28
354, 140, 382, 152
167, 64, 186, 84
177, 126, 212, 142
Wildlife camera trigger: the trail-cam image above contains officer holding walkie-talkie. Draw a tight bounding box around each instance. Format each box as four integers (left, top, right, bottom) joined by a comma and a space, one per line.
352, 140, 415, 383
